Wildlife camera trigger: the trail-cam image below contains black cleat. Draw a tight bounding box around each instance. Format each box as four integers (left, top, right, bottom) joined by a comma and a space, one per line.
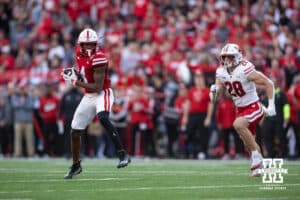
64, 160, 82, 179
117, 155, 131, 168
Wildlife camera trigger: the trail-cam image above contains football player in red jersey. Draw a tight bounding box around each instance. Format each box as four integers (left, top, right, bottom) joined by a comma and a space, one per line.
62, 28, 130, 179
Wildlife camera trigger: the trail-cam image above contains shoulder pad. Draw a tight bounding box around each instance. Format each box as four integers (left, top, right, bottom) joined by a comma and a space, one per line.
241, 60, 255, 75
92, 53, 108, 66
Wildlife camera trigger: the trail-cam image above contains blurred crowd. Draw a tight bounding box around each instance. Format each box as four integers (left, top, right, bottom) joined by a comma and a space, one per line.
0, 0, 300, 160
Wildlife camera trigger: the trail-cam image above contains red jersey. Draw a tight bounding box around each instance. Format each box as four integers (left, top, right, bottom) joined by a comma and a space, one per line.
294, 83, 300, 110
286, 93, 298, 123
39, 94, 60, 123
127, 97, 150, 125
188, 87, 210, 113
216, 98, 236, 129
76, 47, 111, 93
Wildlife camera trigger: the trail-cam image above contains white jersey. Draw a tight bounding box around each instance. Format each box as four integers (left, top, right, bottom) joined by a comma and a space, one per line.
216, 60, 259, 107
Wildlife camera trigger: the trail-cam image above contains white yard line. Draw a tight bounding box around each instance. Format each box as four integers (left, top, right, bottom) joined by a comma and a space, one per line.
0, 169, 241, 174
0, 183, 299, 194
206, 198, 290, 200
0, 178, 140, 183
0, 199, 33, 200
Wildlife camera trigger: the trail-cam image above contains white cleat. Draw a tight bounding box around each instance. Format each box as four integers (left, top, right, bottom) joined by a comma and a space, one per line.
250, 160, 262, 170
250, 168, 261, 177
250, 152, 262, 170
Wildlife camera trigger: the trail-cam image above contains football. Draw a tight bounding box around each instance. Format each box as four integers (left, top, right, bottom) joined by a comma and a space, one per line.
62, 68, 74, 76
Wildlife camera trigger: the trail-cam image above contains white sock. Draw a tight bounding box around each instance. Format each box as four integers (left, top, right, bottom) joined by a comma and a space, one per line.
251, 150, 261, 159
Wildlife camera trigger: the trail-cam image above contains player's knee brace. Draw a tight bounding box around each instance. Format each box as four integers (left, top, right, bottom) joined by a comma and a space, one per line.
97, 111, 116, 133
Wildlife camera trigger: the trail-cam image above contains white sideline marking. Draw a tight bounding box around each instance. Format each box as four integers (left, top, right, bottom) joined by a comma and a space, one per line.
0, 169, 241, 174
208, 198, 289, 200
0, 183, 299, 194
0, 178, 139, 183
0, 199, 33, 200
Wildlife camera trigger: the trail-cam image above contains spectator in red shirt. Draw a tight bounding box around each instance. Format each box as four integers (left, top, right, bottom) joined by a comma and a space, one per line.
134, 0, 150, 19
216, 92, 244, 159
0, 45, 15, 71
39, 84, 60, 156
175, 83, 189, 157
175, 84, 189, 132
184, 70, 213, 159
290, 75, 300, 157
286, 89, 299, 158
127, 84, 154, 156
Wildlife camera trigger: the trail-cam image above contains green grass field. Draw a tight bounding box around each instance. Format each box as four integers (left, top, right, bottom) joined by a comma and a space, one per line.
0, 158, 299, 200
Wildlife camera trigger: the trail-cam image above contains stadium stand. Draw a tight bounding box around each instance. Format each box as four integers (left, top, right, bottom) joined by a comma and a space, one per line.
0, 0, 299, 159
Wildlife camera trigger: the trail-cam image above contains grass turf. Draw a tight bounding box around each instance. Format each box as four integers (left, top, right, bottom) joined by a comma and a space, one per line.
0, 158, 299, 200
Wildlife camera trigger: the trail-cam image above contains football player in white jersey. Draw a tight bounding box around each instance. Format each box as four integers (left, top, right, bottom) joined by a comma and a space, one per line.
210, 43, 276, 177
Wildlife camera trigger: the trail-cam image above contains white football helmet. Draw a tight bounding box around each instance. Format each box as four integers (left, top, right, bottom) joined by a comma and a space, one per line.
220, 43, 242, 68
77, 28, 99, 57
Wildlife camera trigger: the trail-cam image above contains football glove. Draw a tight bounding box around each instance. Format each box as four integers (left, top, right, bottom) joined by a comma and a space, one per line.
264, 79, 276, 117
61, 67, 79, 85
261, 103, 276, 117
266, 102, 276, 117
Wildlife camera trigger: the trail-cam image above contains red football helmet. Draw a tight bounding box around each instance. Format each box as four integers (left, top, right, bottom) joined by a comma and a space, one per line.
77, 28, 99, 57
